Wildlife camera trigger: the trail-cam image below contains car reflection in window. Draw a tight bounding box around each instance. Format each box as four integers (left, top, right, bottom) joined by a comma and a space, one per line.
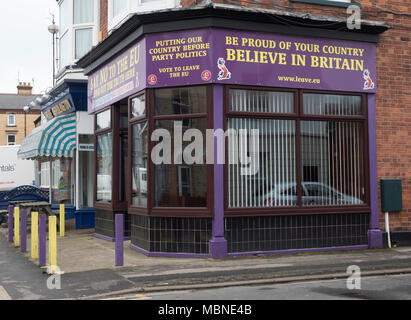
261, 182, 363, 206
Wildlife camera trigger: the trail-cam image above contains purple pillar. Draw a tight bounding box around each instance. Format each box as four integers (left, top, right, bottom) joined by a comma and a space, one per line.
8, 205, 14, 243
20, 210, 27, 253
209, 84, 228, 259
367, 94, 382, 248
115, 214, 124, 266
39, 214, 47, 267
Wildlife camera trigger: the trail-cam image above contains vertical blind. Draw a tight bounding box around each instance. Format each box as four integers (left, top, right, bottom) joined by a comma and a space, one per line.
228, 118, 296, 208
228, 89, 296, 208
229, 89, 294, 113
301, 121, 364, 205
227, 89, 365, 208
303, 93, 362, 116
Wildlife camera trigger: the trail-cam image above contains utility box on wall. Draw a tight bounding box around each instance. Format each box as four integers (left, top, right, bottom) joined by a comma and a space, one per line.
380, 179, 403, 212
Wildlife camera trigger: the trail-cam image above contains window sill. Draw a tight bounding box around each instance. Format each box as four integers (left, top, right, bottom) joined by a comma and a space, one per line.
225, 205, 371, 217
289, 0, 361, 8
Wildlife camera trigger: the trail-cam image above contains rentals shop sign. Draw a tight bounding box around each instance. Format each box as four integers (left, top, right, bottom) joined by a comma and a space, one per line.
88, 28, 376, 113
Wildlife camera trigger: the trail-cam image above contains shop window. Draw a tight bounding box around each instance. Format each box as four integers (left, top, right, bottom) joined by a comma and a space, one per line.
52, 159, 61, 188
96, 132, 113, 202
131, 121, 148, 207
301, 121, 365, 206
228, 118, 296, 207
226, 88, 366, 210
7, 114, 16, 126
303, 93, 362, 115
153, 86, 208, 208
40, 161, 50, 188
154, 118, 207, 207
78, 134, 94, 208
131, 94, 145, 118
155, 86, 207, 116
96, 109, 111, 130
51, 158, 72, 205
7, 134, 16, 145
229, 89, 295, 114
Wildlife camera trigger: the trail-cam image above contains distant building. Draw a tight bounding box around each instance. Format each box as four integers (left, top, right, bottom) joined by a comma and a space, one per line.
0, 83, 41, 146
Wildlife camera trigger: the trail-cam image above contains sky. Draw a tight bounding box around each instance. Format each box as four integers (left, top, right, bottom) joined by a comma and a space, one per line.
0, 0, 59, 95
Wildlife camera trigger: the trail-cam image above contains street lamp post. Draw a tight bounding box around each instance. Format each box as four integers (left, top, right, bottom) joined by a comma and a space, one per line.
48, 16, 59, 87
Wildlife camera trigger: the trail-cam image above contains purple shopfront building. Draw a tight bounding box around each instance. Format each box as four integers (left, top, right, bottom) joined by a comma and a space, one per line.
78, 5, 387, 258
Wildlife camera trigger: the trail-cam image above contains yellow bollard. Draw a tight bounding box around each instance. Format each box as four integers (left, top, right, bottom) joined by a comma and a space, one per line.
59, 204, 65, 237
49, 216, 57, 274
31, 212, 39, 260
14, 207, 20, 247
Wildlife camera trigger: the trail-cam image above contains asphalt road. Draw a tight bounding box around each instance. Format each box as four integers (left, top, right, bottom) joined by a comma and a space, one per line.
122, 274, 411, 300
0, 234, 136, 299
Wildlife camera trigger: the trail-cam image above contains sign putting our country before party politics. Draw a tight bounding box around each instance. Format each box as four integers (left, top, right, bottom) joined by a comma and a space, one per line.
87, 28, 377, 113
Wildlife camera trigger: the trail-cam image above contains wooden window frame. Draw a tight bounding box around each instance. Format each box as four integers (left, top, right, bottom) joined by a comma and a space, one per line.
224, 85, 370, 217
128, 90, 149, 216
127, 85, 214, 218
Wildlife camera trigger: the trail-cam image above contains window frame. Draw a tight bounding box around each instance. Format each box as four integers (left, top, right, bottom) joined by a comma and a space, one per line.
94, 107, 114, 209
7, 114, 16, 126
107, 0, 177, 32
74, 27, 94, 60
40, 161, 50, 188
127, 86, 214, 218
7, 134, 16, 145
224, 85, 370, 217
128, 90, 149, 215
58, 0, 97, 71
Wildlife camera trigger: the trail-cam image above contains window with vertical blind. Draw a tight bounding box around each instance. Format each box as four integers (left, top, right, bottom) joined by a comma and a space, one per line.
227, 88, 367, 210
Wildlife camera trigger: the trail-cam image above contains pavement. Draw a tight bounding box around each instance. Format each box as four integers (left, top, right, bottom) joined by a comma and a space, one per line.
1, 220, 411, 299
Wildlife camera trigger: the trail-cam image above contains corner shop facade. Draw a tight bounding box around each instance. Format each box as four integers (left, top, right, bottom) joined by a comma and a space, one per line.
79, 6, 388, 258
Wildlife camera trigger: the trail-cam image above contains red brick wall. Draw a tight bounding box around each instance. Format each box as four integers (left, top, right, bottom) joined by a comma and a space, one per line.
182, 0, 411, 231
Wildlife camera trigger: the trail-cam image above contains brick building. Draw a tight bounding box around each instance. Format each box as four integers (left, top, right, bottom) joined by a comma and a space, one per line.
75, 0, 410, 257
185, 0, 410, 245
177, 0, 411, 246
0, 83, 41, 146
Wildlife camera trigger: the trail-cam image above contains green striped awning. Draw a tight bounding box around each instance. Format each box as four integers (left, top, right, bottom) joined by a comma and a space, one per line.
18, 113, 76, 159
38, 114, 76, 158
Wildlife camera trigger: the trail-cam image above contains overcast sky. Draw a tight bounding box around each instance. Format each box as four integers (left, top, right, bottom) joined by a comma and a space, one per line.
0, 0, 58, 94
